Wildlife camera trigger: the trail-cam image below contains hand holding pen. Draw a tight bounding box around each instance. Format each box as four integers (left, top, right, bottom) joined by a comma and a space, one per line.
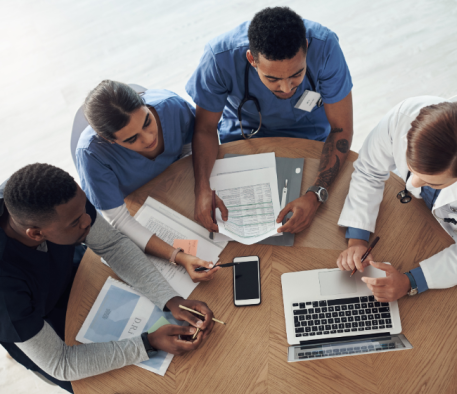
337, 237, 379, 274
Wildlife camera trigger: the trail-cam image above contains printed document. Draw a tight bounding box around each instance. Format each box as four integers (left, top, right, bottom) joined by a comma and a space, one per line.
134, 197, 227, 298
77, 277, 181, 376
210, 166, 282, 245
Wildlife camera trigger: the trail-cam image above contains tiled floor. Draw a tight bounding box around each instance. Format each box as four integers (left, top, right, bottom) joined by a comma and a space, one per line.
1, 0, 456, 393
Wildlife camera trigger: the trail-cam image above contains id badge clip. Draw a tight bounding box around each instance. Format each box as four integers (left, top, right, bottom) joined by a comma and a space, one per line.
294, 90, 322, 112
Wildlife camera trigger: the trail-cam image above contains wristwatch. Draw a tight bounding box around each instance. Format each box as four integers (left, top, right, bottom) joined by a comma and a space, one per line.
404, 271, 418, 296
306, 186, 329, 203
141, 331, 158, 358
169, 248, 184, 266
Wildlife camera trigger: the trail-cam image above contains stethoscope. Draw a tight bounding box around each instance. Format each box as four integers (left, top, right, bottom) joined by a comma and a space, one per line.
397, 170, 457, 226
237, 61, 323, 139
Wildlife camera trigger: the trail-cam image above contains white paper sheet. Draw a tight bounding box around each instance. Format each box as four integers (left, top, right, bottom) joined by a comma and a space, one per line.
210, 167, 282, 245
210, 152, 276, 177
134, 197, 226, 298
76, 277, 180, 376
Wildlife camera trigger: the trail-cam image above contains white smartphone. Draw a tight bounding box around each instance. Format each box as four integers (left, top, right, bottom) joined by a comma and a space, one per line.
233, 256, 261, 307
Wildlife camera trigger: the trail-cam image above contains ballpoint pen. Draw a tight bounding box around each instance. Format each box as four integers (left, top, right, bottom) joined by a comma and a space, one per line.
194, 261, 238, 272
210, 190, 216, 240
280, 179, 288, 210
350, 236, 380, 277
179, 304, 226, 325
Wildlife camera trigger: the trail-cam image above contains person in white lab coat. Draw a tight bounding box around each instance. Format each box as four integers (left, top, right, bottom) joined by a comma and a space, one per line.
337, 96, 457, 302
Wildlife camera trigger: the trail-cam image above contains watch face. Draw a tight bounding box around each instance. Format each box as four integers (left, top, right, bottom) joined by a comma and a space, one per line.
319, 188, 328, 202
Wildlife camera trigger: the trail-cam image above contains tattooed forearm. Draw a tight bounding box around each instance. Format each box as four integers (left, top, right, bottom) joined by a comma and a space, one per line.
316, 155, 340, 189
336, 139, 349, 153
318, 128, 344, 171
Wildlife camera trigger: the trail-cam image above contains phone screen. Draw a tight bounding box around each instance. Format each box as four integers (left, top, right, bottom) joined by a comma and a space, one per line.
234, 260, 260, 300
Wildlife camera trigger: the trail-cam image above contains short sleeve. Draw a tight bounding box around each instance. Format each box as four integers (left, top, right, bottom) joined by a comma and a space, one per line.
76, 148, 125, 211
185, 44, 230, 113
317, 31, 353, 104
0, 278, 44, 342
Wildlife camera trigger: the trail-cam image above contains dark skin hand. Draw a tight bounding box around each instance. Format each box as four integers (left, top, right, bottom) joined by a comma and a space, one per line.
147, 296, 215, 355
277, 91, 353, 233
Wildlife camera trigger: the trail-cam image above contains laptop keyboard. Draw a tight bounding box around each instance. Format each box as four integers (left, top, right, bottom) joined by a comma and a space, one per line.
292, 296, 393, 338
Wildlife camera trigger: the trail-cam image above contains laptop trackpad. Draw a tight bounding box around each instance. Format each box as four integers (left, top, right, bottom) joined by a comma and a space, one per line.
318, 271, 357, 296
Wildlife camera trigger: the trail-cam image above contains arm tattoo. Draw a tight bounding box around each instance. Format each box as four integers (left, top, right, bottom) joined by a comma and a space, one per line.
316, 155, 340, 189
318, 128, 344, 171
336, 139, 349, 154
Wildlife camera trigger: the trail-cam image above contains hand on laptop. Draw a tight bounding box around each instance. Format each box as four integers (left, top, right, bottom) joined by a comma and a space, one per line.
336, 239, 373, 272
360, 262, 411, 302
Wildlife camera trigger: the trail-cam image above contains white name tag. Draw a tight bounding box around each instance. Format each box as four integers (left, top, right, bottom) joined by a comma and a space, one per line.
294, 90, 322, 112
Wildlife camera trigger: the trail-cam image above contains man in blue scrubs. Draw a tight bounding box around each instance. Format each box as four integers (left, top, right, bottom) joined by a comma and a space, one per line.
186, 7, 353, 234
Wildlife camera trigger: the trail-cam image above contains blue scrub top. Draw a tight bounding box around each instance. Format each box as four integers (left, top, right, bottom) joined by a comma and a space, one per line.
0, 182, 97, 343
186, 19, 352, 143
76, 89, 195, 211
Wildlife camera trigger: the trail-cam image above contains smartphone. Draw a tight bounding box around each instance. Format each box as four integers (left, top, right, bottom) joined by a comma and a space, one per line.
233, 256, 261, 307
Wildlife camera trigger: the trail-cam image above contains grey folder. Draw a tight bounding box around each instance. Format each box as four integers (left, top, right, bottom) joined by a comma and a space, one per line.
224, 154, 305, 246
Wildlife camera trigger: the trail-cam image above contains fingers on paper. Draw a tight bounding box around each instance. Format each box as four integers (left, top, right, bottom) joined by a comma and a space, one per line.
276, 203, 292, 223
216, 195, 228, 221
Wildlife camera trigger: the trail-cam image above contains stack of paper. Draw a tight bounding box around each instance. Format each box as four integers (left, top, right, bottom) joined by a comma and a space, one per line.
209, 152, 282, 245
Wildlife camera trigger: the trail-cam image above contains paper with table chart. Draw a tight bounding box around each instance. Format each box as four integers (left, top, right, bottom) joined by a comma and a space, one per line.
209, 153, 282, 245
134, 196, 227, 298
76, 276, 181, 376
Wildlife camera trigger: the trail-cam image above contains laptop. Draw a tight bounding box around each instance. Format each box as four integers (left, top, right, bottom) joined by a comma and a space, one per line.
281, 265, 413, 361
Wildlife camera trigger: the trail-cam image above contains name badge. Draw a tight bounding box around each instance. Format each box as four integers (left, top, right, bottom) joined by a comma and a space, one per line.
294, 90, 322, 112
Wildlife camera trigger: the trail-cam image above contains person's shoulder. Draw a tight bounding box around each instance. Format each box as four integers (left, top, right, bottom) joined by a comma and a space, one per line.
76, 125, 99, 151
143, 89, 186, 107
398, 96, 449, 119
206, 21, 250, 56
304, 19, 331, 43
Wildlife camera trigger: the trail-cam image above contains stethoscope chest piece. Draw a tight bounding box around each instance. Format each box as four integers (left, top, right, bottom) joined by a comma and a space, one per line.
397, 190, 412, 204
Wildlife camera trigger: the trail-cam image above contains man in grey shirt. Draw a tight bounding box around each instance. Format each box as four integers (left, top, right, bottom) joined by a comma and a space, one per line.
0, 163, 215, 393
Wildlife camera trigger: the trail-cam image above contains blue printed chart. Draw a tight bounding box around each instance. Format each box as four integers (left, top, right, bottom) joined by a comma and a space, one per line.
76, 277, 181, 376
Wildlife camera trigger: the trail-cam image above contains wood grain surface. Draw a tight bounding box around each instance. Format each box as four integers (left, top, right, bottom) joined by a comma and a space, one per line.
65, 138, 456, 394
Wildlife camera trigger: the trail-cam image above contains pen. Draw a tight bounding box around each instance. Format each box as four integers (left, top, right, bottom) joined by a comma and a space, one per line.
179, 304, 226, 325
280, 179, 288, 210
194, 261, 237, 272
210, 190, 216, 240
350, 236, 380, 277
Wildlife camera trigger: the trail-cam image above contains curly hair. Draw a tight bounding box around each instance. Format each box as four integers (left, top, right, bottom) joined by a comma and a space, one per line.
4, 163, 78, 225
248, 7, 307, 61
84, 80, 145, 142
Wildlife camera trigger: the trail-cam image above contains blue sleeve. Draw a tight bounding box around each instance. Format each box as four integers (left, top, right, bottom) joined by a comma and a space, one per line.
345, 227, 371, 242
410, 267, 429, 293
185, 44, 230, 113
76, 148, 125, 211
317, 31, 353, 104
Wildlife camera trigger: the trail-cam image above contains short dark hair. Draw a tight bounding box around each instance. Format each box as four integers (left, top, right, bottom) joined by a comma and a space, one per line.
84, 80, 145, 142
4, 164, 78, 226
248, 7, 307, 61
407, 101, 457, 176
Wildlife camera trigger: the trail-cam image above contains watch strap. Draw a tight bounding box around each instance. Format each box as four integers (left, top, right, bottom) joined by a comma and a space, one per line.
141, 331, 158, 358
169, 248, 184, 266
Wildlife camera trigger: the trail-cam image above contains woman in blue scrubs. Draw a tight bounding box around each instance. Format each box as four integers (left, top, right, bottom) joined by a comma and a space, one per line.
76, 80, 219, 281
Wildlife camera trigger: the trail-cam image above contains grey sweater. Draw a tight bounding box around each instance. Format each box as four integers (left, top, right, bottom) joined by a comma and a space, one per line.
16, 213, 180, 381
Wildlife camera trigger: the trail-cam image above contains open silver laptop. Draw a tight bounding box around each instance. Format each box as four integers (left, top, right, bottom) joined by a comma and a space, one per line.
281, 265, 412, 361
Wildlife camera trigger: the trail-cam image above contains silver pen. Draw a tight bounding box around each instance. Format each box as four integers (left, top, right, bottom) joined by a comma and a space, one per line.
280, 179, 288, 210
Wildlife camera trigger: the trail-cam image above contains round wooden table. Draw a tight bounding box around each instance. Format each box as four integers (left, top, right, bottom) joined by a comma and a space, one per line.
66, 138, 456, 394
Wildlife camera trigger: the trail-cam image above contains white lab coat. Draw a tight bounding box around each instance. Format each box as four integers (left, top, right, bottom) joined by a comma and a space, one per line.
338, 96, 457, 290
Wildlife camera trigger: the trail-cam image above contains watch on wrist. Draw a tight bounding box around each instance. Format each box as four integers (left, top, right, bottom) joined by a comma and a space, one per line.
141, 331, 158, 358
404, 271, 418, 296
169, 248, 184, 266
306, 186, 329, 203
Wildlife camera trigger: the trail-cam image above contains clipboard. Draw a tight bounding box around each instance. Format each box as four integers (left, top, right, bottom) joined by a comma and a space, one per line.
224, 154, 305, 246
